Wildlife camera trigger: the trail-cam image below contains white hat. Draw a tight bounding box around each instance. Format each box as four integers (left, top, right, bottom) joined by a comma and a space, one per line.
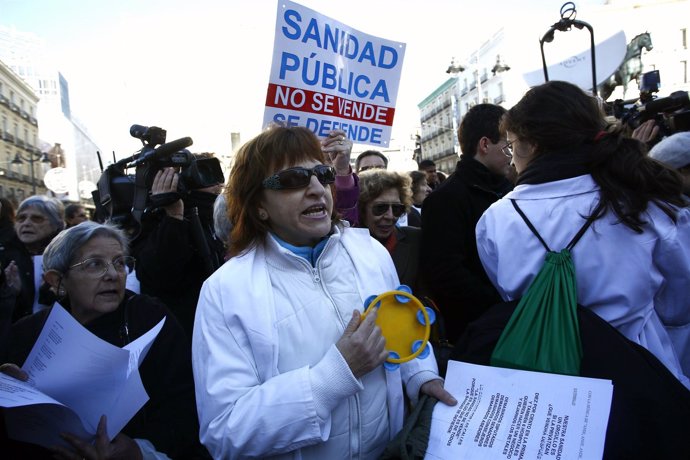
649, 132, 690, 169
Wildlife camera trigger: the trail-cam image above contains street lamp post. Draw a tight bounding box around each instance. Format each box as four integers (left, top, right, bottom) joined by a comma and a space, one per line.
12, 151, 51, 196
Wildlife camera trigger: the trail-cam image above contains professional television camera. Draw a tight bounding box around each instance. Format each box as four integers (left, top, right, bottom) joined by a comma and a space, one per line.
94, 124, 224, 237
610, 71, 690, 141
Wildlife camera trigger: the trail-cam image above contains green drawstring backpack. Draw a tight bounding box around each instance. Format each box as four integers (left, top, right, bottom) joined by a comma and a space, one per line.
490, 199, 595, 376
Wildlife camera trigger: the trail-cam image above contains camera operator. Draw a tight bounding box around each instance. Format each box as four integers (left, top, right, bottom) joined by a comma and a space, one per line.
132, 157, 225, 339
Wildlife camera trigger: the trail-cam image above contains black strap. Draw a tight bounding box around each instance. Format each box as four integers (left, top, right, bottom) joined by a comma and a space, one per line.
510, 199, 595, 252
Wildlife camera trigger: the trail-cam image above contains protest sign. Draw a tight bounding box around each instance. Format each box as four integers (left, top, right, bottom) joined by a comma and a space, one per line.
264, 0, 406, 147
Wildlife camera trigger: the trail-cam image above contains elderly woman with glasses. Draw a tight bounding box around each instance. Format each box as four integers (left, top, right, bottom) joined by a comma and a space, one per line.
357, 169, 424, 293
192, 125, 455, 460
0, 196, 65, 323
2, 221, 202, 459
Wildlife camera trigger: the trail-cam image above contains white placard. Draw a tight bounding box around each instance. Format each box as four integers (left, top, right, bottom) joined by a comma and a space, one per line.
263, 0, 405, 147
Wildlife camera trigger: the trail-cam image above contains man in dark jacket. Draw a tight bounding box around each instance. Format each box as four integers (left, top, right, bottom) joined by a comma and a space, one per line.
133, 164, 226, 339
420, 104, 514, 343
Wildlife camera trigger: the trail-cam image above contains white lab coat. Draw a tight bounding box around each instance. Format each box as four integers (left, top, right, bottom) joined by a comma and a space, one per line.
193, 225, 439, 459
476, 175, 690, 388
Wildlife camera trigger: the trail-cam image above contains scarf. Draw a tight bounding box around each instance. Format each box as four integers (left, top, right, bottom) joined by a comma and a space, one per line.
382, 230, 398, 256
516, 147, 591, 186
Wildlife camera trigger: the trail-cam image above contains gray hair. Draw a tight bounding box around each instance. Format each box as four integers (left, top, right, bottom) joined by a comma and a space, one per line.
213, 193, 232, 245
43, 221, 130, 274
17, 195, 65, 233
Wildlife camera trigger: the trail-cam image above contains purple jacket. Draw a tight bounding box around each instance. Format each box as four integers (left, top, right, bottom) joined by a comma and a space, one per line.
335, 173, 359, 227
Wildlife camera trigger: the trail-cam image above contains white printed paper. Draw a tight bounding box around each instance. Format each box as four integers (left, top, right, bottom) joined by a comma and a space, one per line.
425, 361, 613, 460
0, 304, 165, 448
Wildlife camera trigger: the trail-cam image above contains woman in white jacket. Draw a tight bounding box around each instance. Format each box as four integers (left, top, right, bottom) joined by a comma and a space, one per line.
476, 81, 690, 388
192, 125, 456, 459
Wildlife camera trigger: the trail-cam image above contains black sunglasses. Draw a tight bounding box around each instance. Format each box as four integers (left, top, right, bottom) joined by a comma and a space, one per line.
371, 203, 406, 217
262, 165, 336, 190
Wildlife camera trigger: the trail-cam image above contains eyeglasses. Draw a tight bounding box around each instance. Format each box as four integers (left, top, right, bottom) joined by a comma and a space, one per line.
16, 214, 47, 224
502, 140, 515, 157
371, 203, 406, 218
262, 165, 336, 190
358, 165, 386, 172
68, 256, 136, 278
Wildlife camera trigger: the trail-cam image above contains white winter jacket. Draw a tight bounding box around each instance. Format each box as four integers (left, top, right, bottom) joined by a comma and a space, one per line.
476, 175, 690, 388
192, 225, 439, 459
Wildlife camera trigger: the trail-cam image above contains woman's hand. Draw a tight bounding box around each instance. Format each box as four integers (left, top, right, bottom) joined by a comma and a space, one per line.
152, 168, 184, 220
420, 379, 457, 406
51, 415, 143, 460
321, 129, 353, 176
0, 363, 28, 381
4, 260, 21, 294
336, 310, 388, 378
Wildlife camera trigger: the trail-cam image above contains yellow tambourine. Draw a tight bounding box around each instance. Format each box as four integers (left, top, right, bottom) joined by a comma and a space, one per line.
361, 285, 436, 370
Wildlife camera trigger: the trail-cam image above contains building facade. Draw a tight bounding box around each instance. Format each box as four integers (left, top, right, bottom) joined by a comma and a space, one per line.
417, 0, 690, 173
417, 28, 515, 173
0, 26, 102, 203
0, 59, 47, 204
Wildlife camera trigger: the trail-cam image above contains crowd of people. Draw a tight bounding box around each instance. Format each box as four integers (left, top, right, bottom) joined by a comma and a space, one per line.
0, 79, 688, 459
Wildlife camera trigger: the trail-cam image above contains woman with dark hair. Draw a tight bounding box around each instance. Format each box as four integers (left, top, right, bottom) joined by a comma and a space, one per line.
476, 80, 690, 387
407, 170, 431, 227
193, 125, 455, 459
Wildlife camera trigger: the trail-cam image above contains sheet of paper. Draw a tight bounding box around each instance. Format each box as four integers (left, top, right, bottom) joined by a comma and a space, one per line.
425, 361, 613, 460
123, 317, 165, 373
0, 373, 63, 408
20, 304, 131, 432
104, 317, 165, 438
0, 305, 166, 448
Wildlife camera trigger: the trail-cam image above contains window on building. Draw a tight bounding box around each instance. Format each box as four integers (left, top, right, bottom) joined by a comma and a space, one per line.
682, 28, 687, 49
683, 60, 688, 84
9, 91, 14, 104
16, 151, 25, 176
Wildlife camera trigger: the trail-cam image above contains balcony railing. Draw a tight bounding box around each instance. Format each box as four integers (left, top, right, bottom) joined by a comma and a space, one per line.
1, 132, 15, 143
16, 138, 25, 148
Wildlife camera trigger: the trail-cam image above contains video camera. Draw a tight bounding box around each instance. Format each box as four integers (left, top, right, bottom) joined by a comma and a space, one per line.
94, 124, 225, 235
610, 71, 690, 141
